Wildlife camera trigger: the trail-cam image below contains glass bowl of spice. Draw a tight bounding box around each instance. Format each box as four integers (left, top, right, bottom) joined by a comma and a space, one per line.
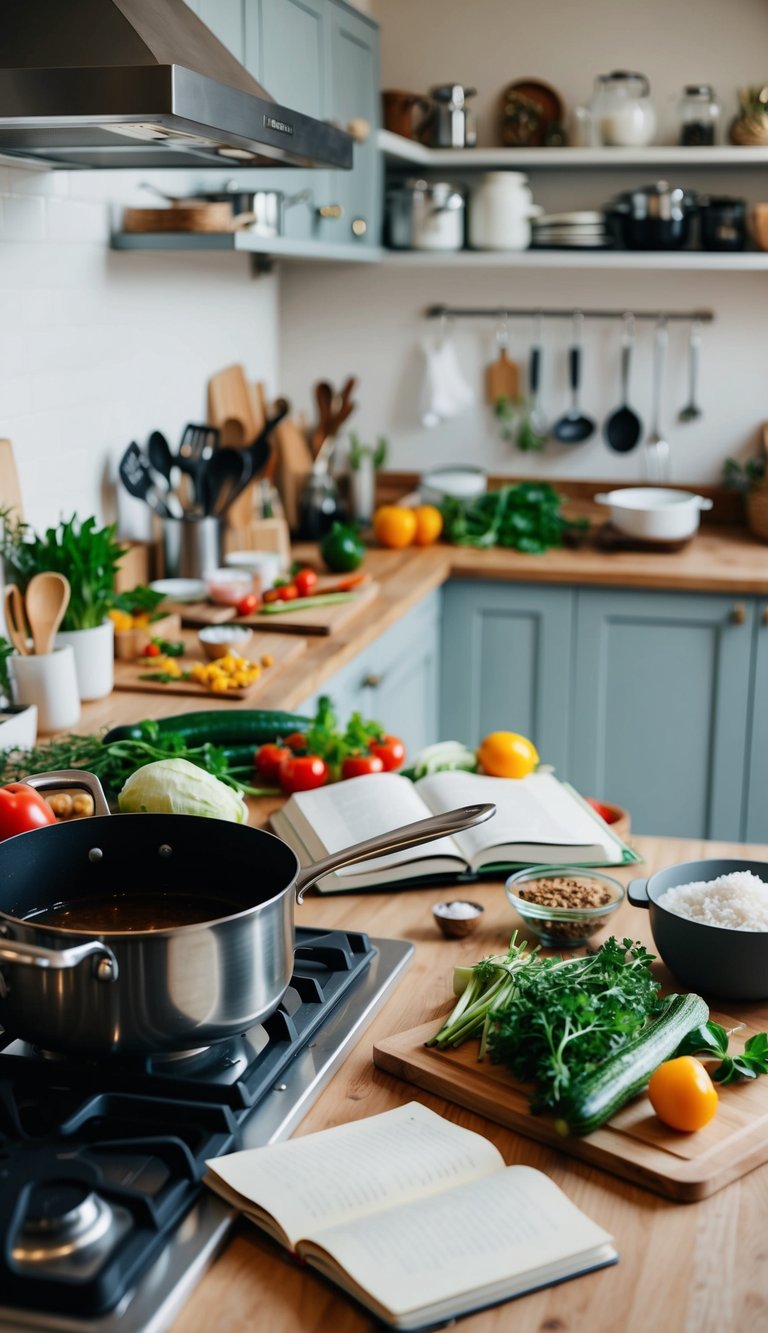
504, 866, 625, 948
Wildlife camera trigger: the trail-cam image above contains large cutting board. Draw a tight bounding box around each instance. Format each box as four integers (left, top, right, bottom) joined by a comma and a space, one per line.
113, 631, 305, 701
373, 1014, 768, 1202
235, 580, 380, 636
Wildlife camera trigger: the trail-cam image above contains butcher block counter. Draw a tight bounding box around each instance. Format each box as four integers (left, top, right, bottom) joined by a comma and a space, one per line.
81, 522, 768, 734
171, 821, 768, 1333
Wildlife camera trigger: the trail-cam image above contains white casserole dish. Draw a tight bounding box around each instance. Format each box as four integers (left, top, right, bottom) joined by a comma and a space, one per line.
594, 487, 713, 541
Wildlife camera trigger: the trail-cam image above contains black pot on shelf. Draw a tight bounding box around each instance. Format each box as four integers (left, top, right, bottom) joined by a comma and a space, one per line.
699, 195, 747, 251
604, 181, 699, 250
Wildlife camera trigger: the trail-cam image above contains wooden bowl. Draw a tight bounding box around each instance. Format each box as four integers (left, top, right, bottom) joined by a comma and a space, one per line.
198, 626, 253, 660
752, 203, 768, 251
432, 901, 484, 939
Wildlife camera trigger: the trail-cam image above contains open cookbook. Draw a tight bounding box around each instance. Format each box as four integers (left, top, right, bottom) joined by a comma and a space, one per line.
204, 1101, 617, 1330
269, 769, 640, 892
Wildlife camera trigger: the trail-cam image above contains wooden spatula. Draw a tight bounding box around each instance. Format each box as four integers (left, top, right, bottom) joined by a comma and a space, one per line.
25, 572, 71, 656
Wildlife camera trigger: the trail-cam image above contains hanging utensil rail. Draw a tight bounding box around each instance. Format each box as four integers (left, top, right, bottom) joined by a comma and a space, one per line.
425, 305, 714, 323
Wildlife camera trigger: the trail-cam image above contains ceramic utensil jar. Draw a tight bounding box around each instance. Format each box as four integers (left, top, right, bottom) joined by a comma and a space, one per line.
468, 173, 541, 250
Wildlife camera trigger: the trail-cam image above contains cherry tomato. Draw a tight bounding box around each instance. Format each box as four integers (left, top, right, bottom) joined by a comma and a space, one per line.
236, 593, 259, 616
255, 744, 291, 783
262, 587, 286, 604
294, 568, 318, 598
369, 734, 406, 772
0, 783, 56, 840
278, 584, 299, 601
341, 754, 385, 779
278, 754, 328, 794
141, 641, 162, 657
283, 731, 309, 752
648, 1056, 719, 1132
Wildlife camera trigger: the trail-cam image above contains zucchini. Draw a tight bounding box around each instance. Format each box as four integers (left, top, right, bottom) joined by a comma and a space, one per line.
554, 992, 709, 1137
103, 710, 310, 748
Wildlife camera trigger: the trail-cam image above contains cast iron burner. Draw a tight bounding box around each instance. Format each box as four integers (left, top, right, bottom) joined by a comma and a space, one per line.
0, 927, 413, 1330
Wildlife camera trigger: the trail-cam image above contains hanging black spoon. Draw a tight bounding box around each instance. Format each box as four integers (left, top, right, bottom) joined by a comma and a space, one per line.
604, 314, 643, 452
552, 313, 595, 444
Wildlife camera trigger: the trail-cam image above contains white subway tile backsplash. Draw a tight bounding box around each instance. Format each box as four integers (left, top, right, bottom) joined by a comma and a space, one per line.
1, 194, 46, 242
45, 198, 109, 244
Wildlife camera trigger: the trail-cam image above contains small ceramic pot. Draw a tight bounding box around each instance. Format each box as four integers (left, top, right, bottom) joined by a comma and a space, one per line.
56, 621, 114, 701
12, 646, 80, 733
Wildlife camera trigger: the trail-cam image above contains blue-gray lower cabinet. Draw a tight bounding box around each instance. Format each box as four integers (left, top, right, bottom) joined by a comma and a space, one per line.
571, 589, 755, 840
298, 592, 441, 758
745, 601, 768, 843
439, 581, 574, 777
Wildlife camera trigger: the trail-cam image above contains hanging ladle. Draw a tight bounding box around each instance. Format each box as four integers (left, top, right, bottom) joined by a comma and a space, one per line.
25, 572, 71, 656
604, 313, 643, 452
552, 312, 595, 444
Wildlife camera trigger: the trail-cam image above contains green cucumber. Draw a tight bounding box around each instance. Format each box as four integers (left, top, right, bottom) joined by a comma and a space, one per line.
256, 592, 356, 615
103, 710, 310, 748
554, 991, 709, 1137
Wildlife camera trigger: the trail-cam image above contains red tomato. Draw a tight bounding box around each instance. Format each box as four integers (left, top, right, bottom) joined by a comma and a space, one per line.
282, 731, 309, 752
294, 568, 318, 598
262, 587, 286, 604
278, 584, 299, 601
279, 754, 328, 793
0, 783, 56, 840
255, 744, 291, 783
141, 641, 162, 657
369, 735, 406, 772
236, 593, 259, 616
341, 754, 385, 779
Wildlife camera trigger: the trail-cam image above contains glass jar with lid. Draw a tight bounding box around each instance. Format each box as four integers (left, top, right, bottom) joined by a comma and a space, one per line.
591, 71, 657, 147
678, 85, 720, 146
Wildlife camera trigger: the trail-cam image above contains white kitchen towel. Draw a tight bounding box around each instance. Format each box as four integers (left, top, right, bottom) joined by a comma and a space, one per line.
419, 330, 475, 427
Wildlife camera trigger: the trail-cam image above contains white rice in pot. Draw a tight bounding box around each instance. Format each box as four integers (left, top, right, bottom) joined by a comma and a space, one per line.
658, 871, 768, 931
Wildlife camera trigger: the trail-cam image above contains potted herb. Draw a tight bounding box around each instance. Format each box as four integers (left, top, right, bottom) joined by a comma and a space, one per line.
0, 513, 127, 699
723, 432, 768, 543
347, 433, 388, 526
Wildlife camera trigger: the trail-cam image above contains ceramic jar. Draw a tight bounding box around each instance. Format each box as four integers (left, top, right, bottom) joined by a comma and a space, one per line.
592, 72, 657, 147
468, 172, 540, 250
56, 620, 114, 702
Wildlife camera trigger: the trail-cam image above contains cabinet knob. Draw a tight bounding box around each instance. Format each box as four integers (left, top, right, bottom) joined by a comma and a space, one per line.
346, 117, 371, 143
362, 673, 381, 688
731, 602, 747, 625
351, 217, 368, 237
316, 203, 344, 220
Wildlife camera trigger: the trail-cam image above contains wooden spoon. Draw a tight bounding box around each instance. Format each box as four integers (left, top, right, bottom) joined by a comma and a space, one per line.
25, 572, 71, 656
3, 583, 30, 655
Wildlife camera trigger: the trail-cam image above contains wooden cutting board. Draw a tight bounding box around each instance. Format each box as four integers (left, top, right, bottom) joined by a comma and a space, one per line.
373, 1012, 768, 1202
113, 631, 305, 700
235, 579, 380, 636
485, 348, 520, 404
162, 601, 238, 627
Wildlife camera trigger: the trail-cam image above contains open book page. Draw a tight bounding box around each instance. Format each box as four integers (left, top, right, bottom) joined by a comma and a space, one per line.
204, 1102, 503, 1252
303, 1165, 616, 1326
415, 770, 624, 867
275, 773, 465, 880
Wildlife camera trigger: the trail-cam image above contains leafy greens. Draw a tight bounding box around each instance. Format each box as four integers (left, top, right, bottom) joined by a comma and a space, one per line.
439, 482, 588, 555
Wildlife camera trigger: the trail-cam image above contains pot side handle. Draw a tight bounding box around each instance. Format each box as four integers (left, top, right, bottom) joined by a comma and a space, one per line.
294, 802, 496, 903
23, 769, 111, 817
627, 878, 650, 908
0, 931, 119, 980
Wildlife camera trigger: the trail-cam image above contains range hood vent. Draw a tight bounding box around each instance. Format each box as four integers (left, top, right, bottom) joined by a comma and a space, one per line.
0, 0, 352, 170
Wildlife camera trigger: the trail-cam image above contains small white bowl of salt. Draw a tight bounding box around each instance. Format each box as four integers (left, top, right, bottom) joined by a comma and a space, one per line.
432, 900, 484, 939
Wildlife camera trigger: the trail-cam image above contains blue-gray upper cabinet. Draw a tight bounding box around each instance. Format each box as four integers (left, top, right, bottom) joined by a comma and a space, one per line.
324, 2, 381, 247
439, 581, 574, 777
570, 588, 755, 840
745, 601, 768, 843
196, 0, 245, 59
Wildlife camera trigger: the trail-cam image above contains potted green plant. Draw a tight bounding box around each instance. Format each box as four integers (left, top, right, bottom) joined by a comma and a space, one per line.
0, 513, 127, 699
348, 433, 388, 525
723, 431, 768, 543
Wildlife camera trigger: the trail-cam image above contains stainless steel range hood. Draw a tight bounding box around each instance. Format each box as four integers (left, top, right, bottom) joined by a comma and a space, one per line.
0, 0, 353, 170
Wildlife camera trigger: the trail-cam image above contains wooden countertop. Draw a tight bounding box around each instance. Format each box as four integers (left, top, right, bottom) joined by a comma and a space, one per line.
80, 525, 768, 734
170, 824, 768, 1333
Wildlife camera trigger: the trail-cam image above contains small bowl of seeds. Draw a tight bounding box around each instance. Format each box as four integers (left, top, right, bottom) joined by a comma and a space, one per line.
504, 866, 625, 949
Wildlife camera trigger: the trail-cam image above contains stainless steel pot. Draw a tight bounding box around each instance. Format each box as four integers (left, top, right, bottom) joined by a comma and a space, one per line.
0, 770, 494, 1057
140, 180, 315, 238
386, 178, 465, 251
605, 180, 698, 250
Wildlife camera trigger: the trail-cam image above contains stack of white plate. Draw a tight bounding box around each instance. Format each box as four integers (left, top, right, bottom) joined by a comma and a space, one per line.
531, 211, 611, 249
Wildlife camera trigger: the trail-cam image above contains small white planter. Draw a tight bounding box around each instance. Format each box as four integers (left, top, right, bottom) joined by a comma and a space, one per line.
0, 703, 38, 749
12, 647, 80, 733
56, 620, 115, 701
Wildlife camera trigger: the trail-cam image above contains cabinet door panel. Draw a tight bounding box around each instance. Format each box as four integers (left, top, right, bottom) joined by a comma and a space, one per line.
745, 603, 768, 843
324, 2, 380, 247
572, 589, 753, 840
439, 582, 573, 777
197, 0, 244, 60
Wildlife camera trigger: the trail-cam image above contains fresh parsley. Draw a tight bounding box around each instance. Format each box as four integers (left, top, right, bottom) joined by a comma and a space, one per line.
675, 1020, 768, 1084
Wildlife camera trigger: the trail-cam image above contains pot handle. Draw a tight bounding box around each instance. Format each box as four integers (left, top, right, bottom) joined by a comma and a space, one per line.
593, 494, 611, 506
0, 930, 119, 981
627, 878, 650, 908
22, 769, 111, 817
696, 497, 714, 511
294, 802, 496, 903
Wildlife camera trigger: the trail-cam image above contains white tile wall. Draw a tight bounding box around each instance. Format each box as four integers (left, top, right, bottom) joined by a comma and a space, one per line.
0, 166, 279, 537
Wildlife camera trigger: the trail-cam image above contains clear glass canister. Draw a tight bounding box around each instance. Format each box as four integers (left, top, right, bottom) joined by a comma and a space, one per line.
678, 84, 720, 146
592, 71, 657, 147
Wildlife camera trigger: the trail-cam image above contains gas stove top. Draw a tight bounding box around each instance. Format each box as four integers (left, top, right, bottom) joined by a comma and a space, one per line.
0, 927, 413, 1333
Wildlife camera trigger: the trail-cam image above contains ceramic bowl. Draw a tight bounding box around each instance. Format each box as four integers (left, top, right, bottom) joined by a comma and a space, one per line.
198, 625, 253, 661
505, 866, 625, 949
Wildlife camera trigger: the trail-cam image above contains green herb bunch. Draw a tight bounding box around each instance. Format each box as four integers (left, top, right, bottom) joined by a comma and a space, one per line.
0, 512, 127, 631
348, 431, 388, 471
440, 482, 588, 555
675, 1020, 768, 1084
0, 636, 14, 701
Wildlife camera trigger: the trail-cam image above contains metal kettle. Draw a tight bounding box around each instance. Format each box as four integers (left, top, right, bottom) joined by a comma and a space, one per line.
419, 84, 478, 148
